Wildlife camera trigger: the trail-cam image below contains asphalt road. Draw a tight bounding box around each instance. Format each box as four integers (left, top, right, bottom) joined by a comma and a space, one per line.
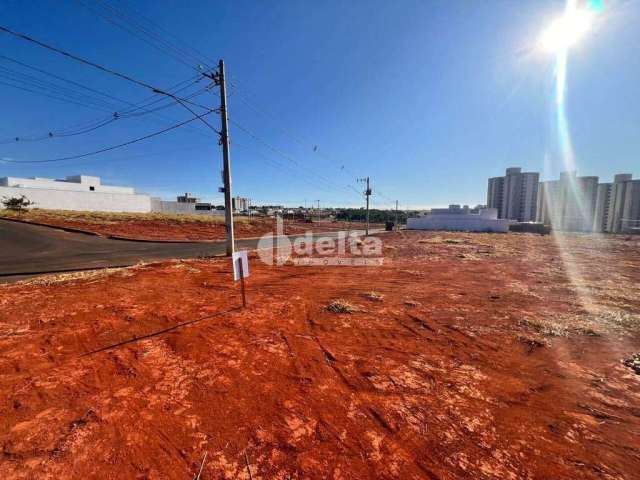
0, 219, 372, 282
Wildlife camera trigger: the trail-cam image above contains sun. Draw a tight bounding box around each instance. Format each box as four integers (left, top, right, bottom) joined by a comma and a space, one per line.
539, 7, 594, 53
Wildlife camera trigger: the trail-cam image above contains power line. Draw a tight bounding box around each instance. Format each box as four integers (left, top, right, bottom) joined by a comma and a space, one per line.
230, 81, 369, 194
0, 54, 134, 109
0, 76, 210, 144
79, 0, 216, 74
0, 24, 221, 140
152, 87, 219, 133
0, 65, 119, 112
113, 0, 216, 69
228, 117, 362, 199
1, 110, 214, 164
0, 78, 115, 113
78, 0, 203, 72
0, 24, 159, 92
233, 141, 343, 195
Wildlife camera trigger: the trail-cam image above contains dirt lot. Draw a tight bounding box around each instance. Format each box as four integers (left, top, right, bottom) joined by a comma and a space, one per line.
0, 231, 639, 479
0, 209, 376, 241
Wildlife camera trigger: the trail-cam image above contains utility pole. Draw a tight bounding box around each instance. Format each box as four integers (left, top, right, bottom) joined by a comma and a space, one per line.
395, 200, 399, 231
216, 59, 235, 256
358, 177, 371, 235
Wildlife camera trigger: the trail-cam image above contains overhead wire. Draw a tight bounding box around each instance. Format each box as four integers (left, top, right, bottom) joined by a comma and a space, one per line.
112, 0, 216, 69
77, 0, 204, 73
0, 54, 136, 109
0, 65, 120, 112
0, 24, 159, 91
0, 73, 212, 144
228, 117, 362, 200
1, 110, 214, 164
233, 141, 346, 196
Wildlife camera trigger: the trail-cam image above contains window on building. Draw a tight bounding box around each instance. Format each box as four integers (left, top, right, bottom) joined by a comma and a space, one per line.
89, 186, 95, 191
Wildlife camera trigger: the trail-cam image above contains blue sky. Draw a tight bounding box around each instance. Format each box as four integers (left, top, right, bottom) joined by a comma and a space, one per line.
0, 0, 638, 209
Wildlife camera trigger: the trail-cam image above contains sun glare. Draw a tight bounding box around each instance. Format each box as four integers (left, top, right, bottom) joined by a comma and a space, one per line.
539, 8, 594, 53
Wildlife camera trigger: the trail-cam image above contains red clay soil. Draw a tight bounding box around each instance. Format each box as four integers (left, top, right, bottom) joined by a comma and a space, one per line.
5, 216, 378, 241
0, 231, 639, 479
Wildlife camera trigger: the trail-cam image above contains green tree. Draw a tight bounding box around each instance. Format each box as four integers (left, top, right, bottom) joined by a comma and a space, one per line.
2, 195, 34, 215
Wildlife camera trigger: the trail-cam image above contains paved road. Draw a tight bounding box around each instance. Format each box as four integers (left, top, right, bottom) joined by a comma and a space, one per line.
0, 219, 373, 282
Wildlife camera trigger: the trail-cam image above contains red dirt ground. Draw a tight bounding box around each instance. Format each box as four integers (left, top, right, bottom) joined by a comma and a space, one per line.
1, 231, 639, 479
2, 213, 379, 241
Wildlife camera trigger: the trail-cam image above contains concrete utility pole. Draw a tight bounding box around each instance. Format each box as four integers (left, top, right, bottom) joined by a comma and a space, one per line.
217, 59, 235, 256
358, 177, 372, 235
395, 200, 399, 231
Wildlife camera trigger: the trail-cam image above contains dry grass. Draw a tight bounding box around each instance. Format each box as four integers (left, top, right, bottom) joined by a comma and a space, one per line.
0, 208, 253, 225
519, 317, 569, 337
417, 236, 466, 245
363, 291, 384, 302
5, 265, 140, 287
326, 299, 359, 314
598, 311, 640, 331
517, 334, 551, 350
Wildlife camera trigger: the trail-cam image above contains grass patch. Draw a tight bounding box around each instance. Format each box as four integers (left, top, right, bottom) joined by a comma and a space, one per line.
417, 236, 467, 245
0, 208, 253, 225
326, 299, 359, 314
519, 317, 569, 337
404, 299, 421, 308
6, 266, 139, 287
598, 311, 640, 331
517, 334, 551, 351
363, 291, 384, 302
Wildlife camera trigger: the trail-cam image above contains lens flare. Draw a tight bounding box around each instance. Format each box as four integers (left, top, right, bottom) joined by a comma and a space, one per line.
544, 1, 599, 314
539, 6, 594, 53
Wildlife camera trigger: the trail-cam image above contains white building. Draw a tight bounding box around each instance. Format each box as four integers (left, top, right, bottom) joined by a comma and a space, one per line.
536, 171, 598, 232
233, 196, 249, 213
487, 167, 539, 222
0, 175, 151, 212
594, 174, 640, 233
407, 206, 510, 233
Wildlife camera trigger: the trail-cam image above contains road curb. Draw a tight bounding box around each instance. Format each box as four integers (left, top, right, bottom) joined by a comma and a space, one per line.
0, 216, 105, 237
0, 216, 387, 243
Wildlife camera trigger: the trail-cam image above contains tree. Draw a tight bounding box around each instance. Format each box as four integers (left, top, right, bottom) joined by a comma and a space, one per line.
2, 195, 34, 215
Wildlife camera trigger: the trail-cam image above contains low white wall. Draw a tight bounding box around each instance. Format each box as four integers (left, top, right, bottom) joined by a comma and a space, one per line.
0, 186, 151, 213
407, 214, 509, 233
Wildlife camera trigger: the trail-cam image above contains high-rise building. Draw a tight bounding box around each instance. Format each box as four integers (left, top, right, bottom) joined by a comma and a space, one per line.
487, 176, 504, 217
606, 174, 631, 233
487, 167, 539, 221
536, 180, 561, 226
535, 171, 598, 232
599, 174, 640, 233
232, 196, 250, 212
621, 180, 640, 233
593, 183, 612, 232
560, 172, 599, 232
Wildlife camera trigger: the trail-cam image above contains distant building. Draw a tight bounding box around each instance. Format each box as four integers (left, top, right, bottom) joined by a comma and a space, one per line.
177, 193, 198, 203
593, 174, 640, 233
0, 175, 150, 212
537, 172, 608, 232
407, 206, 510, 232
593, 182, 612, 232
232, 196, 249, 212
536, 171, 598, 232
0, 174, 227, 216
487, 167, 539, 222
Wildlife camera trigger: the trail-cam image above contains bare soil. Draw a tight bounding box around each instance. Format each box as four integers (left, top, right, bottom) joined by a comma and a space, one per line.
1, 231, 639, 479
0, 209, 376, 241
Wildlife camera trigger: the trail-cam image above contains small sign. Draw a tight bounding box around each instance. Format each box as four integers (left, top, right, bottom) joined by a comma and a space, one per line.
232, 250, 249, 281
